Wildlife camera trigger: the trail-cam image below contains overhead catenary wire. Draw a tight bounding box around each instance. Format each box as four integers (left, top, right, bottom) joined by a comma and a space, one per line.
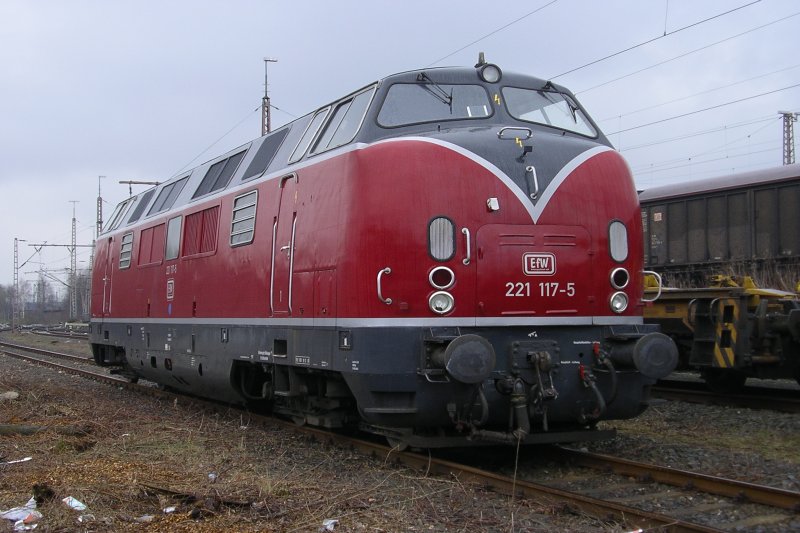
632, 119, 780, 176
550, 0, 761, 80
174, 104, 262, 176
634, 146, 778, 179
575, 11, 800, 95
174, 5, 565, 183
607, 84, 800, 136
619, 115, 776, 152
630, 111, 783, 184
632, 138, 776, 174
174, 4, 564, 177
175, 102, 299, 178
425, 0, 558, 67
630, 119, 778, 173
596, 63, 800, 124
673, 119, 777, 162
636, 156, 781, 188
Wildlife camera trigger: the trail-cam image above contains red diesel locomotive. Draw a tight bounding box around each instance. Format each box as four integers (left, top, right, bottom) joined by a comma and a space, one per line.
90, 59, 677, 448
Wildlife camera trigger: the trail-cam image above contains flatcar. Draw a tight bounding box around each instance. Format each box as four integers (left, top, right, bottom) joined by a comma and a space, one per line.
90, 57, 677, 448
640, 165, 800, 391
640, 163, 800, 290
644, 275, 800, 391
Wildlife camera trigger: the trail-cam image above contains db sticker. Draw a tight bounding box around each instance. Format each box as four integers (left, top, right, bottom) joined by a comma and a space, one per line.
166, 278, 175, 301
523, 253, 556, 275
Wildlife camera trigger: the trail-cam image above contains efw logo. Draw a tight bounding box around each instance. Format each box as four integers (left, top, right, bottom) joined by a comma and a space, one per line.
523, 253, 556, 275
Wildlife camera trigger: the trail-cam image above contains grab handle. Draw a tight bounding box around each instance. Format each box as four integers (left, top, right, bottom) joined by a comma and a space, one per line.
377, 267, 392, 305
462, 228, 471, 265
641, 270, 663, 302
526, 165, 539, 200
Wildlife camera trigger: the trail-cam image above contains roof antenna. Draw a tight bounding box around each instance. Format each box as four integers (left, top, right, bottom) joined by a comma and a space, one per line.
475, 52, 487, 68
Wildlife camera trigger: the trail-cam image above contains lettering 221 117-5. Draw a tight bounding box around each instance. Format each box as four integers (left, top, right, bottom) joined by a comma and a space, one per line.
505, 282, 575, 297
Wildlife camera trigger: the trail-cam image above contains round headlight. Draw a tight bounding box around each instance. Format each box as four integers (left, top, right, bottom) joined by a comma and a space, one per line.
610, 292, 628, 314
429, 266, 455, 290
429, 291, 455, 315
479, 64, 502, 83
610, 267, 630, 290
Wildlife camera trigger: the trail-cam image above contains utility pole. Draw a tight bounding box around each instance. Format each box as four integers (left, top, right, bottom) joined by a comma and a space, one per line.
69, 201, 79, 320
28, 242, 93, 321
12, 238, 25, 329
779, 111, 798, 165
95, 176, 104, 252
262, 57, 278, 135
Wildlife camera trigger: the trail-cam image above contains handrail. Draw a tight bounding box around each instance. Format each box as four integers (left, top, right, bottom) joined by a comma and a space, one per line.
497, 126, 532, 140
377, 267, 392, 305
461, 228, 471, 265
642, 270, 662, 302
526, 165, 539, 200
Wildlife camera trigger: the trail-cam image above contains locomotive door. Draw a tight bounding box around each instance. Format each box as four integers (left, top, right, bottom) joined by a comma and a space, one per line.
475, 224, 592, 318
270, 174, 298, 315
101, 236, 115, 316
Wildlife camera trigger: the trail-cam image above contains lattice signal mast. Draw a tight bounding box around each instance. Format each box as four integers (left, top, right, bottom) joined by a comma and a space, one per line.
262, 57, 278, 135
780, 111, 798, 165
12, 238, 24, 329
70, 201, 79, 319
28, 202, 93, 320
96, 176, 105, 244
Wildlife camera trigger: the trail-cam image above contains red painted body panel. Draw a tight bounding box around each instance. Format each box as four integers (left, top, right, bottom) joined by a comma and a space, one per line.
92, 140, 641, 323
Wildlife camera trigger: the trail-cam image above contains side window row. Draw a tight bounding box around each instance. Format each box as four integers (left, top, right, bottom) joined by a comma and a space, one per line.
104, 149, 249, 235
118, 190, 258, 269
288, 85, 376, 164
106, 85, 373, 233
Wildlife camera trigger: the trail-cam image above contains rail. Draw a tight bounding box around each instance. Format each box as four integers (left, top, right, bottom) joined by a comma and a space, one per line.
0, 344, 724, 532
4, 340, 799, 531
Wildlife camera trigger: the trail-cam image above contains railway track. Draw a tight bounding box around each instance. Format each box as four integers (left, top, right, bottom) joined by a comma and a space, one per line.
536, 447, 800, 530
0, 340, 92, 364
2, 342, 799, 531
0, 342, 125, 385
29, 329, 88, 340
654, 378, 800, 414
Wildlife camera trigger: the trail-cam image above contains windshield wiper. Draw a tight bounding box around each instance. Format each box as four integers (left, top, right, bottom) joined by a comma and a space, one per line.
416, 72, 453, 110
565, 97, 580, 124
540, 87, 580, 124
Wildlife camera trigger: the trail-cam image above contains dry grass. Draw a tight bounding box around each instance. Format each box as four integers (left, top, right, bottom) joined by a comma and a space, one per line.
0, 341, 603, 532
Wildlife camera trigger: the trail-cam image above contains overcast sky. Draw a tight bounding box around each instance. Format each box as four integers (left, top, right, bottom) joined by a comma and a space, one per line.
1, 0, 797, 292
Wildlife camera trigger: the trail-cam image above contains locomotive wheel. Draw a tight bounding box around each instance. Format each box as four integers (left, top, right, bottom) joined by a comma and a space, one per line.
702, 369, 746, 394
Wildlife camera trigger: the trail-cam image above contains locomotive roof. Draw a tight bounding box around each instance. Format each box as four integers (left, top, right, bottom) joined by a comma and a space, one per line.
377, 66, 563, 93
102, 63, 598, 235
638, 163, 800, 203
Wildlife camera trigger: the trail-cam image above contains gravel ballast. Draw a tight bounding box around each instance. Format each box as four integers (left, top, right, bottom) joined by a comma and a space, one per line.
2, 332, 799, 531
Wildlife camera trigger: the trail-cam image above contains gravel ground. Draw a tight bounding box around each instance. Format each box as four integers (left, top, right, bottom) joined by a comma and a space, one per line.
0, 334, 622, 532
587, 398, 800, 491
2, 332, 799, 532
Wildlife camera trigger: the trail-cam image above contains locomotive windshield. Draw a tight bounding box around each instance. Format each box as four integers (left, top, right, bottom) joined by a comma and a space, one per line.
502, 87, 597, 137
377, 83, 492, 127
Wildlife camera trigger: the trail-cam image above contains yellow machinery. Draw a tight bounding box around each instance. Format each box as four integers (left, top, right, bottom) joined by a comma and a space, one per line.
644, 275, 800, 392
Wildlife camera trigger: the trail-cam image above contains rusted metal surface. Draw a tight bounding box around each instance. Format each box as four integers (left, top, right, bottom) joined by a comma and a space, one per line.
555, 447, 800, 512
0, 340, 92, 363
